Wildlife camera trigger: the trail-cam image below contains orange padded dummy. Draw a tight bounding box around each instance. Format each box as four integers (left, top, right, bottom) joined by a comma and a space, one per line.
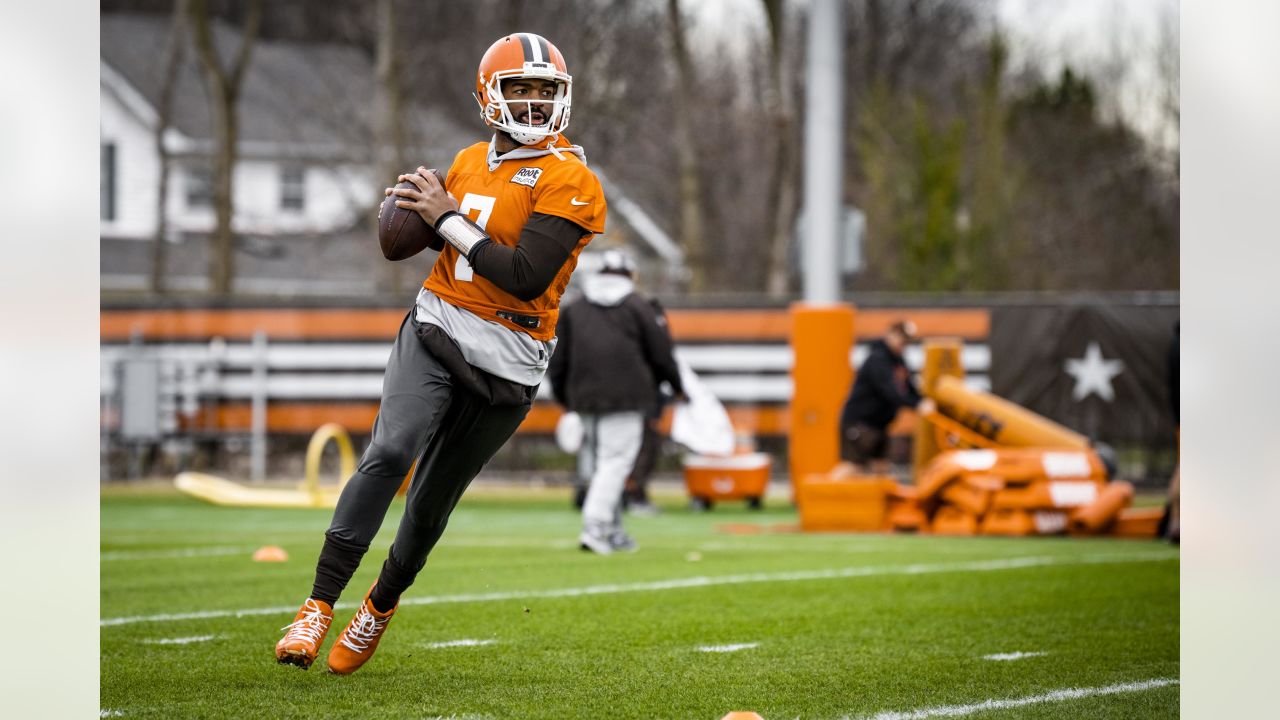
1106, 507, 1163, 538
930, 506, 979, 535
886, 497, 929, 532
980, 508, 1069, 536
1068, 481, 1135, 534
917, 448, 1106, 502
931, 375, 1090, 449
941, 481, 994, 516
989, 479, 1105, 510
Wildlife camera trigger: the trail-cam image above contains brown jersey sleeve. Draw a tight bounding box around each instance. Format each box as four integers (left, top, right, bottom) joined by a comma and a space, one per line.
466, 213, 588, 301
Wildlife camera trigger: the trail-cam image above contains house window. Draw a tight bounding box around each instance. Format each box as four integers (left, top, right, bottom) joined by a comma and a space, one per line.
186, 165, 212, 208
101, 143, 116, 221
280, 166, 305, 211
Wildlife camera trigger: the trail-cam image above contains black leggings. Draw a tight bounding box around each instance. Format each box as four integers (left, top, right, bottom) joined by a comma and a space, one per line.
311, 314, 530, 605
839, 422, 888, 465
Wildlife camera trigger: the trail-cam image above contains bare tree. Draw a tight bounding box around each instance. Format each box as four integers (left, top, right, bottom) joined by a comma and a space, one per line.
373, 0, 408, 294
959, 35, 1022, 291
189, 0, 263, 295
1154, 2, 1179, 180
666, 0, 706, 292
762, 0, 800, 296
151, 0, 189, 295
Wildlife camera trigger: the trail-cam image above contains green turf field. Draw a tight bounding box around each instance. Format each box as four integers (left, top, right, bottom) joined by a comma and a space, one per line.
101, 485, 1178, 719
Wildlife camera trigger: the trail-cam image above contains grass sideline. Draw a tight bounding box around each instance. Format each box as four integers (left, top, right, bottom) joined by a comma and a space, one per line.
101, 484, 1178, 719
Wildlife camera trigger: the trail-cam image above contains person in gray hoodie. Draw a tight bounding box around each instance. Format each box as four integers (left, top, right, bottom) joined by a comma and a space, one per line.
548, 249, 685, 553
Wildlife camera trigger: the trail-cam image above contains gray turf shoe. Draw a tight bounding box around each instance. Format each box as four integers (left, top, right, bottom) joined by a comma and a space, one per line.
608, 530, 638, 553
578, 523, 614, 555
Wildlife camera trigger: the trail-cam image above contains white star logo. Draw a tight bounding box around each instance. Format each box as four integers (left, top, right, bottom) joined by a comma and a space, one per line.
1064, 342, 1125, 402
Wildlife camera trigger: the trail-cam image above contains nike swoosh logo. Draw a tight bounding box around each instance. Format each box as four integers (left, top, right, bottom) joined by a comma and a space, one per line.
570, 197, 589, 206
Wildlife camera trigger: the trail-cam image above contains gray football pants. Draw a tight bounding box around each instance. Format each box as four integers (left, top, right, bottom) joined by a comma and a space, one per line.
326, 314, 530, 577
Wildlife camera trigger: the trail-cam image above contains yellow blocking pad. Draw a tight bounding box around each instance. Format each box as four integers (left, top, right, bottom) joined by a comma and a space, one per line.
174, 472, 344, 508
173, 423, 356, 508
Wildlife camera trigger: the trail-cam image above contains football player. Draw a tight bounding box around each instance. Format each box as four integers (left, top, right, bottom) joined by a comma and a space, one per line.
275, 32, 606, 675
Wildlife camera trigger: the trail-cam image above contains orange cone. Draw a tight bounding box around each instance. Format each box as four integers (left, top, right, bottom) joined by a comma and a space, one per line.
720, 713, 764, 720
253, 545, 289, 562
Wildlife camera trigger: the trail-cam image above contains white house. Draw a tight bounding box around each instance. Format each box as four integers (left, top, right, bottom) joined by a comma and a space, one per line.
100, 13, 470, 243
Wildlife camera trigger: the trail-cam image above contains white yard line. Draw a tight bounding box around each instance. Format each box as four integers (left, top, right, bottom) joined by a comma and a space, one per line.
101, 551, 1176, 627
101, 546, 257, 561
101, 539, 577, 560
981, 651, 1048, 661
140, 634, 218, 645
100, 711, 125, 718
420, 639, 497, 649
850, 678, 1179, 720
696, 541, 886, 554
446, 539, 578, 549
697, 642, 759, 653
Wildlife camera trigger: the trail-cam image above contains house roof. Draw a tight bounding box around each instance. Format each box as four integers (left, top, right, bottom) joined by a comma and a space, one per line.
101, 12, 473, 159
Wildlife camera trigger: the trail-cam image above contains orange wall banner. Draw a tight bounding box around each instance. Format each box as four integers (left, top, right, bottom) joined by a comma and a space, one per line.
198, 401, 791, 436
103, 306, 990, 342
102, 309, 407, 341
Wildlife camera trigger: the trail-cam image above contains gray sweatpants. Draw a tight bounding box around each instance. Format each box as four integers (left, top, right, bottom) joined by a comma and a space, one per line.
326, 314, 531, 577
579, 411, 645, 530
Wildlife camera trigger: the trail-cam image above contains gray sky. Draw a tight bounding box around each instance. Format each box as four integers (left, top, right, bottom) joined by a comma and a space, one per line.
688, 0, 1178, 149
996, 0, 1178, 149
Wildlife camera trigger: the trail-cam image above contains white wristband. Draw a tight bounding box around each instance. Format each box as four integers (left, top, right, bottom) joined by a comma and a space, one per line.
436, 212, 488, 256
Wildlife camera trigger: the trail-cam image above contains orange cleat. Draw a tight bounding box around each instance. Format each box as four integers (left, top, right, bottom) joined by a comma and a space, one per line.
326, 588, 397, 675
275, 598, 334, 669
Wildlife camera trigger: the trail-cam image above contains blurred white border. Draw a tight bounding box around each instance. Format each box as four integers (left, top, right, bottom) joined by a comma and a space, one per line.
1182, 0, 1280, 715
0, 1, 100, 715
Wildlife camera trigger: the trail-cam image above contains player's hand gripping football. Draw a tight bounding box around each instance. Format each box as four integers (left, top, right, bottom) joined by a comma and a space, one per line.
387, 167, 456, 227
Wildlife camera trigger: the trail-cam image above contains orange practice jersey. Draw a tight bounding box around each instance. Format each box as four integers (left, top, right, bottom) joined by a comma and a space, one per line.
423, 136, 606, 341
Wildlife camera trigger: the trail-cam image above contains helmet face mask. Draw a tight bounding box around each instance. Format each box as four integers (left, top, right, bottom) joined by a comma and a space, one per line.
475, 34, 573, 145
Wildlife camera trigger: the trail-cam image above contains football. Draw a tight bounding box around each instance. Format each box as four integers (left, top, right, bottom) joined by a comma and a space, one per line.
377, 169, 446, 261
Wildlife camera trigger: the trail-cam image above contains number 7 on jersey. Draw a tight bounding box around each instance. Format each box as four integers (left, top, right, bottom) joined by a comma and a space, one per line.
453, 193, 496, 282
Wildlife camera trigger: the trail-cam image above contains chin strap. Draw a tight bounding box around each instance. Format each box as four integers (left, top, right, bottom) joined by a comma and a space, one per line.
545, 137, 567, 161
